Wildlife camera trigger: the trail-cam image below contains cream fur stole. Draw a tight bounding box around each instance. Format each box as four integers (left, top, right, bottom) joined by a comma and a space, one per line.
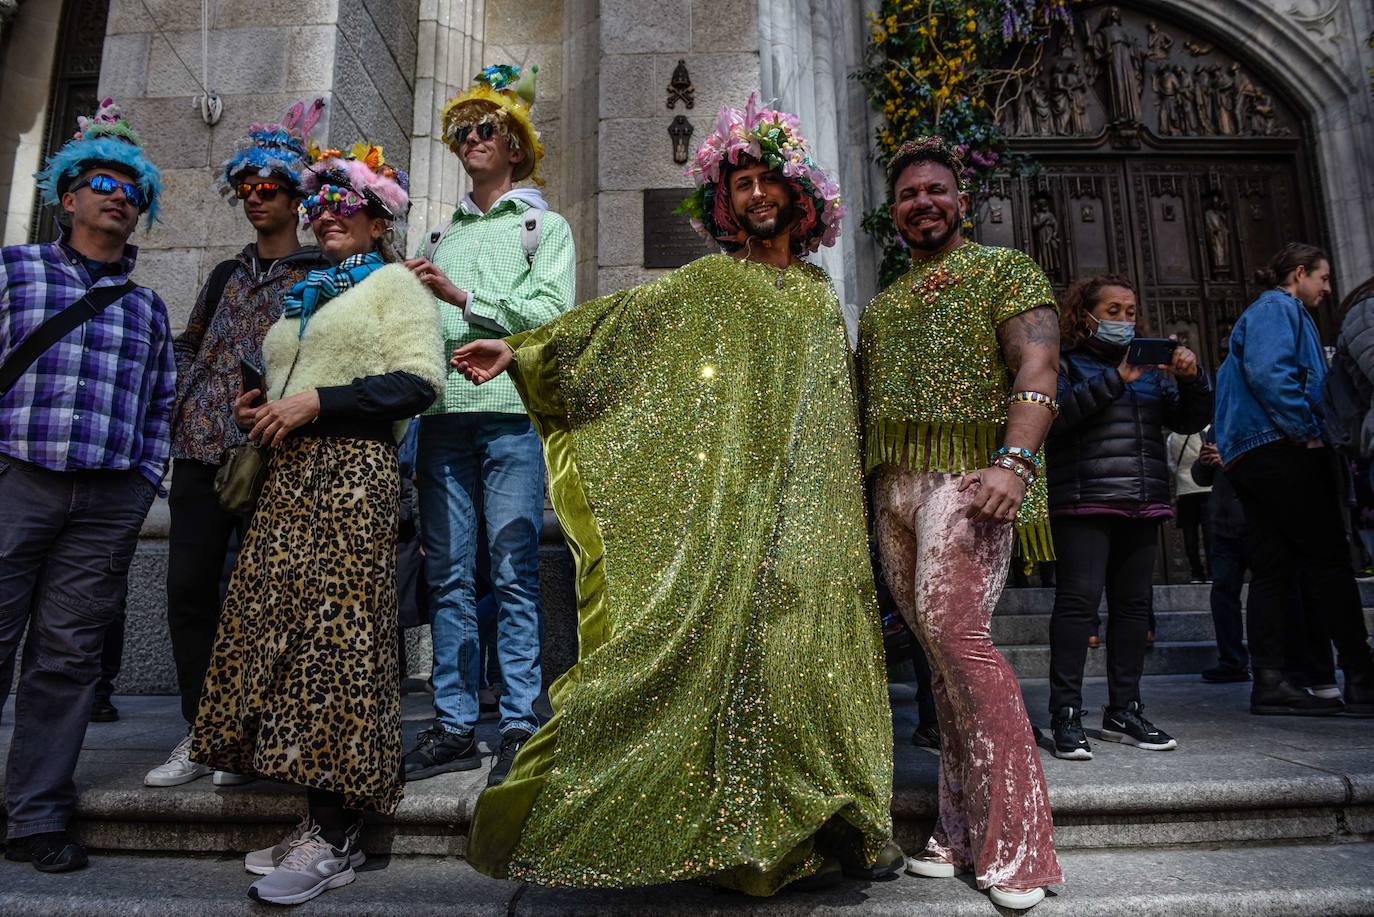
262, 262, 448, 439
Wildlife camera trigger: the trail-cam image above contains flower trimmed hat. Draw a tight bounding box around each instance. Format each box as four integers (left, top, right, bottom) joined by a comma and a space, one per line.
299, 142, 410, 228
216, 97, 326, 198
439, 64, 543, 184
35, 98, 163, 223
681, 92, 844, 254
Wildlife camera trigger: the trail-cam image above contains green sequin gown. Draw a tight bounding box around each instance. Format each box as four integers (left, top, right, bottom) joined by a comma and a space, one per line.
466, 254, 894, 896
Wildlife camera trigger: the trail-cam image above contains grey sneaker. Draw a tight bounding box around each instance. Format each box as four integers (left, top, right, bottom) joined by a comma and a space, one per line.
247, 827, 355, 905
144, 733, 211, 787
245, 816, 365, 876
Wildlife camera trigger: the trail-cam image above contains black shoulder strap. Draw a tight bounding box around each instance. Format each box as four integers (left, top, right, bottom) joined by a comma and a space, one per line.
202, 258, 240, 327
0, 280, 137, 398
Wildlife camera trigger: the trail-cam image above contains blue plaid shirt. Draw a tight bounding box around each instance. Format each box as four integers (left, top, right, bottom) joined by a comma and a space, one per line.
0, 236, 176, 488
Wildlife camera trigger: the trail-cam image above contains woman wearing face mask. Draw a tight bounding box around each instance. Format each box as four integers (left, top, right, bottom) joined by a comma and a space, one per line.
189, 144, 446, 906
1043, 275, 1213, 762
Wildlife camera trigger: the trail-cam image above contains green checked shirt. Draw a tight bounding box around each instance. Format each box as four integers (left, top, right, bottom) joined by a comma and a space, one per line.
424, 190, 576, 415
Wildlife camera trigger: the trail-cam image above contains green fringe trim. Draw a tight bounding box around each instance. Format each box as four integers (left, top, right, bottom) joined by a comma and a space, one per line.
866, 419, 1056, 570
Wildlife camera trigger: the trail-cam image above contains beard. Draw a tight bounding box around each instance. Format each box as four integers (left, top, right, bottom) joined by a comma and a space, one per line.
736, 197, 797, 243
900, 209, 960, 252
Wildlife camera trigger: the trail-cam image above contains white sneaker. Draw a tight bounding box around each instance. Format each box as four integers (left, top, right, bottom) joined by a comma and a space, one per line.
1307, 684, 1342, 700
245, 816, 365, 876
213, 770, 255, 786
990, 886, 1046, 910
144, 733, 211, 787
905, 856, 957, 878
247, 827, 355, 905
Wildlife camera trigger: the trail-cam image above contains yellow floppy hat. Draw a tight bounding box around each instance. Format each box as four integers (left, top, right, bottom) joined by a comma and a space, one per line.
440, 64, 543, 184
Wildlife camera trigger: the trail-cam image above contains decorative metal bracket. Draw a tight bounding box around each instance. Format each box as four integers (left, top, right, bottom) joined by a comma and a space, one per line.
669, 115, 694, 164
667, 59, 695, 109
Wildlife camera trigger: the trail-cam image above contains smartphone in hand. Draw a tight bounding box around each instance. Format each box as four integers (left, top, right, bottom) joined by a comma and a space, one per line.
240, 358, 267, 406
1126, 338, 1178, 366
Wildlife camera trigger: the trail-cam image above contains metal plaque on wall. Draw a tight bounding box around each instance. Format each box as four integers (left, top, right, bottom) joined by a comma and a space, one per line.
643, 188, 718, 268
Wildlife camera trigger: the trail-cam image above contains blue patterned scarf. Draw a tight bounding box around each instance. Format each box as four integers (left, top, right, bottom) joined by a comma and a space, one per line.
282, 250, 385, 337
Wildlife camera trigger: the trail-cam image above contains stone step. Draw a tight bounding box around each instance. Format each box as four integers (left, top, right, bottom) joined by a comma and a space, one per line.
990, 609, 1374, 646
8, 680, 1371, 861
2, 841, 1373, 916
994, 580, 1374, 615
999, 640, 1221, 677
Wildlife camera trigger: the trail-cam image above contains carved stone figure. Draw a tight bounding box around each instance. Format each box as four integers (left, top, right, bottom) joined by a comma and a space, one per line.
1247, 90, 1280, 136
1193, 64, 1214, 133
1030, 83, 1053, 135
1145, 22, 1173, 61
1013, 78, 1038, 136
1204, 194, 1232, 275
1032, 197, 1062, 278
1212, 64, 1238, 135
1092, 7, 1144, 124
1177, 66, 1201, 133
1048, 62, 1073, 134
1067, 63, 1091, 135
1153, 64, 1182, 136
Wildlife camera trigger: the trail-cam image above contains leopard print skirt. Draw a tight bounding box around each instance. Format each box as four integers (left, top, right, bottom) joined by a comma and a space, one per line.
192, 435, 404, 814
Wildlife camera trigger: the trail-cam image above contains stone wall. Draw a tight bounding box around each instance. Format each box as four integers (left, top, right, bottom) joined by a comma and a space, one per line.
561, 0, 599, 299
0, 1, 59, 246
595, 0, 760, 295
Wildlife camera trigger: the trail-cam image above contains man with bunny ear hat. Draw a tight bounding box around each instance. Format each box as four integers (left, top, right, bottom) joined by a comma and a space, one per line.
454, 93, 900, 896
143, 99, 329, 791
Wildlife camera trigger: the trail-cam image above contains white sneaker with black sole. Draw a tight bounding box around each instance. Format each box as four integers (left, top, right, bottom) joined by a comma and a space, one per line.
247, 827, 355, 905
1100, 700, 1177, 751
245, 816, 365, 875
144, 733, 211, 787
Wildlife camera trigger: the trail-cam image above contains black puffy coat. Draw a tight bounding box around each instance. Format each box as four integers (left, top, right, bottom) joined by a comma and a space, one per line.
1046, 341, 1214, 509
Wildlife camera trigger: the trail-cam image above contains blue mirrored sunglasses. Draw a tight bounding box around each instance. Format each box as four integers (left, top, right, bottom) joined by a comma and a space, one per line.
75, 174, 145, 209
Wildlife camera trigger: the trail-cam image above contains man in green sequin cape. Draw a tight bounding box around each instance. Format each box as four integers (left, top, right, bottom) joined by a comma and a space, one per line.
451, 98, 898, 896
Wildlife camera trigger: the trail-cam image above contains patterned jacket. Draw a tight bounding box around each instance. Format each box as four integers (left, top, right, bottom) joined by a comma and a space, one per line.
171, 244, 326, 464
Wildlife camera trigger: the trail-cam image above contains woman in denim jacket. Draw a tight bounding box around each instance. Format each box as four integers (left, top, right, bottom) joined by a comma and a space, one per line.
1214, 243, 1374, 717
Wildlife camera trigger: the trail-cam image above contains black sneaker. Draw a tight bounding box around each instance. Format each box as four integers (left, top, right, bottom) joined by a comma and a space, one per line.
1343, 670, 1374, 718
910, 722, 941, 750
1101, 701, 1177, 750
487, 729, 534, 787
90, 698, 119, 722
1251, 669, 1344, 716
1201, 665, 1251, 684
3, 831, 88, 873
1049, 706, 1092, 760
403, 726, 479, 781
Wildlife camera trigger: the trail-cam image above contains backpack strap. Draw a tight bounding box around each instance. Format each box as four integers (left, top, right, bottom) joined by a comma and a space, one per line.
202, 258, 240, 328
424, 221, 459, 262
521, 209, 543, 266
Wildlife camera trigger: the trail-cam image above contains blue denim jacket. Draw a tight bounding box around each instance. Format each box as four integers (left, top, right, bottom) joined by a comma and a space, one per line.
1214, 289, 1326, 464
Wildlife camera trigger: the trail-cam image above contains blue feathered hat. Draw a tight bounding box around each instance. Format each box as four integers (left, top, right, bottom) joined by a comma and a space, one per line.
35, 98, 163, 224
216, 98, 325, 199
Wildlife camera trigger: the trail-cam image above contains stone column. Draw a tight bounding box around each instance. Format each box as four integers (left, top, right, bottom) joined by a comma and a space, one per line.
0, 0, 59, 246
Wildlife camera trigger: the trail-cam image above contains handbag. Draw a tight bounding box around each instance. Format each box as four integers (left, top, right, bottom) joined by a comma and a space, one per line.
213, 351, 302, 515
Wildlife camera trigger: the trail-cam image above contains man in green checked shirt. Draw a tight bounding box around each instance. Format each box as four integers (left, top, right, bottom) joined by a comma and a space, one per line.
403, 65, 575, 787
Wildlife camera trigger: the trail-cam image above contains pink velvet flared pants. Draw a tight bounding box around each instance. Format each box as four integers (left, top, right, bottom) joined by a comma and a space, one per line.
875, 467, 1063, 891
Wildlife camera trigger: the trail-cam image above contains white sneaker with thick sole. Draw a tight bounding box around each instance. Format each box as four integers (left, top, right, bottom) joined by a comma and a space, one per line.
905, 856, 957, 878
247, 828, 355, 905
990, 886, 1046, 910
144, 734, 211, 787
245, 817, 365, 876
212, 770, 255, 787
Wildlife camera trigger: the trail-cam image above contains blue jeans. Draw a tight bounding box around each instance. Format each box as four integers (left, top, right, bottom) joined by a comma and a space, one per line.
418, 413, 543, 736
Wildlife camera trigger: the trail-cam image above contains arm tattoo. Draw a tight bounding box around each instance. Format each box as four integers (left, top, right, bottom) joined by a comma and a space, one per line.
999, 306, 1060, 373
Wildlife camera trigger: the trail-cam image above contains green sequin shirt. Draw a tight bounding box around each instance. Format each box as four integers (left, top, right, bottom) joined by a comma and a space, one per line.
465, 254, 894, 895
859, 242, 1057, 561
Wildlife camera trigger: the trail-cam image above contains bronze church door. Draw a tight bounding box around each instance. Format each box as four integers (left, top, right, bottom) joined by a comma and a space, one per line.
972, 2, 1321, 581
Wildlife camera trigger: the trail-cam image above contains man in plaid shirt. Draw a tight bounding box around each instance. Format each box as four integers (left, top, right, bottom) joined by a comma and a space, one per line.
0, 102, 172, 873
403, 66, 574, 787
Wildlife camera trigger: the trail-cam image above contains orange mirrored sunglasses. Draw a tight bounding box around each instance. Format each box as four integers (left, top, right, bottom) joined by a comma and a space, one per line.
235, 181, 286, 201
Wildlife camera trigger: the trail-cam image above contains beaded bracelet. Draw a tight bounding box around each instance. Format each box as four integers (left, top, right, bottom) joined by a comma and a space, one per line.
1009, 390, 1060, 416
994, 445, 1042, 469
991, 454, 1037, 488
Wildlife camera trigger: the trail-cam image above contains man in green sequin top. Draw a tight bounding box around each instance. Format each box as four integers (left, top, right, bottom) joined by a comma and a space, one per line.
859, 137, 1064, 911
450, 95, 899, 896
